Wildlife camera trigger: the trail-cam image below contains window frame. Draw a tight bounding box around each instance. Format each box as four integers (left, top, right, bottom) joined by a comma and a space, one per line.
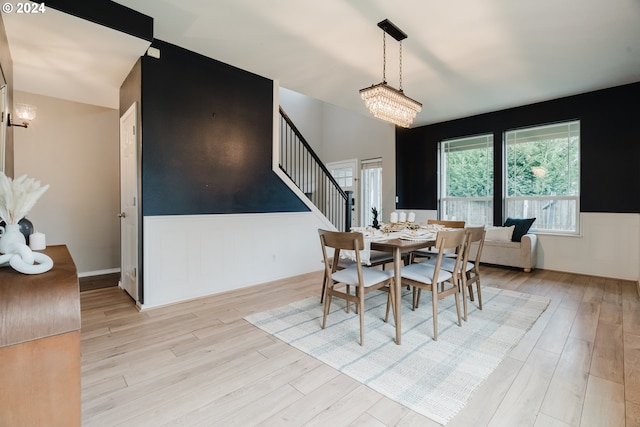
439, 133, 494, 226
360, 157, 383, 227
503, 120, 581, 235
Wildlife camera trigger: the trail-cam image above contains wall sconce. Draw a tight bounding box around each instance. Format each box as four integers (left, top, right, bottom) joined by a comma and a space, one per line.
8, 103, 37, 128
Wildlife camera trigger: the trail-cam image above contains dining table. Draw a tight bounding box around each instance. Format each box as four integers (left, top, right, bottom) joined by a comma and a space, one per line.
369, 231, 436, 345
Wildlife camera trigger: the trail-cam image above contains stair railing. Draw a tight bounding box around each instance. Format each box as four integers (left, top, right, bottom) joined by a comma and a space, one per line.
279, 107, 352, 231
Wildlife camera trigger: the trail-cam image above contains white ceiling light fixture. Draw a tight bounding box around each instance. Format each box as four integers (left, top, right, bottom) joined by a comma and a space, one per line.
360, 19, 422, 128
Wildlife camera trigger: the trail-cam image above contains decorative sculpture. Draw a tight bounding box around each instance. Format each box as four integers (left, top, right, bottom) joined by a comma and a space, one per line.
0, 173, 53, 274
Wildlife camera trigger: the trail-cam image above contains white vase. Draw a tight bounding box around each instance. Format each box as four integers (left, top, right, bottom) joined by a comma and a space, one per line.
0, 224, 27, 254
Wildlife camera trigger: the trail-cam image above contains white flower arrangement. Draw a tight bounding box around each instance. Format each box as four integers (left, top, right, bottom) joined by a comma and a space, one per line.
0, 172, 50, 225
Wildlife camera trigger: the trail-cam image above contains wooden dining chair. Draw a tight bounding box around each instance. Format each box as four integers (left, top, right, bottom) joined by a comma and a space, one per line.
410, 219, 466, 263
419, 226, 486, 321
393, 229, 466, 340
318, 229, 395, 346
320, 249, 394, 303
460, 226, 486, 318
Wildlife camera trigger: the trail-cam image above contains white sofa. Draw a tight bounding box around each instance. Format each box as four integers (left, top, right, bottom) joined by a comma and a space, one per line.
469, 233, 538, 272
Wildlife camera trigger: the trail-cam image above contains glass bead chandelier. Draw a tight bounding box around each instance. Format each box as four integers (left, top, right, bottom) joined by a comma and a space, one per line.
360, 19, 422, 128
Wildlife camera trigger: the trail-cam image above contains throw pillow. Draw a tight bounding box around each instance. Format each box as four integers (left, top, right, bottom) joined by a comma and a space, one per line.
503, 217, 536, 242
484, 225, 515, 241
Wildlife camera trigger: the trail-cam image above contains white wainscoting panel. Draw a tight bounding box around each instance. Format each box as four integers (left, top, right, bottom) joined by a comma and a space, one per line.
142, 212, 330, 309
141, 211, 638, 309
537, 212, 639, 281
383, 211, 639, 281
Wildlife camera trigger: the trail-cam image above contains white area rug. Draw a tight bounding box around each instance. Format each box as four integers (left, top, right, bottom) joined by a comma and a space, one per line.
245, 286, 549, 425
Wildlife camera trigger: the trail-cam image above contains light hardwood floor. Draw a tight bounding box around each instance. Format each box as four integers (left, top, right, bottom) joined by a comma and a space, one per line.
80, 266, 640, 426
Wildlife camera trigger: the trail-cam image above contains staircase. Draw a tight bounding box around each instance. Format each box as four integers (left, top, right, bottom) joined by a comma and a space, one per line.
279, 107, 352, 231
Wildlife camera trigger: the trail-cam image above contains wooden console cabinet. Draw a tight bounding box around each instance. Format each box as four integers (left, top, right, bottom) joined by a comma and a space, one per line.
0, 245, 81, 427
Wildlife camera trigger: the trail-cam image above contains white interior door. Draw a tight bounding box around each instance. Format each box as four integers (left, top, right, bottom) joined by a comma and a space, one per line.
327, 159, 359, 228
119, 103, 139, 301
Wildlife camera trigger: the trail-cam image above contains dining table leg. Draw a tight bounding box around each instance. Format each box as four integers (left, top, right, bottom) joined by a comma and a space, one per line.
393, 247, 402, 344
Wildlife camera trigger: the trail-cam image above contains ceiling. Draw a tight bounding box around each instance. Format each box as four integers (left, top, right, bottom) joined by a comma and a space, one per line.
4, 0, 640, 127
3, 5, 150, 108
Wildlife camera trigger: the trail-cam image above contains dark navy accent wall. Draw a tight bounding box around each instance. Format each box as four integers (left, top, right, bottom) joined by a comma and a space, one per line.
395, 128, 438, 210
396, 82, 640, 219
141, 39, 308, 216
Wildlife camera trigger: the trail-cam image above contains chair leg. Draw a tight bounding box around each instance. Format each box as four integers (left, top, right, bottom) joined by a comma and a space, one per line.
354, 287, 360, 314
322, 292, 332, 329
385, 285, 396, 324
415, 288, 422, 308
454, 285, 462, 327
320, 270, 327, 303
359, 295, 365, 346
432, 289, 438, 341
467, 271, 475, 302
385, 292, 391, 322
346, 285, 351, 313
476, 278, 483, 310
460, 275, 468, 322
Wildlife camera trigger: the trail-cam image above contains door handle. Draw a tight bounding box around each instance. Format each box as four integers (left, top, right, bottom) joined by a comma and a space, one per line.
118, 212, 126, 218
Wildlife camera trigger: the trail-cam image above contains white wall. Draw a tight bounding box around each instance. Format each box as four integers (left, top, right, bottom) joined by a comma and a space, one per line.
13, 91, 120, 276
279, 88, 325, 152
279, 87, 397, 225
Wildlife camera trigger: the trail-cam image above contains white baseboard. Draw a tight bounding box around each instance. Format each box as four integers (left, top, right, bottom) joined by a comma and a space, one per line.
78, 268, 120, 278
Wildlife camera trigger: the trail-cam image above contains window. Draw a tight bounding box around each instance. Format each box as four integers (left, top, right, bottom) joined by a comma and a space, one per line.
328, 159, 358, 227
361, 158, 382, 226
330, 165, 353, 188
440, 134, 493, 225
505, 121, 580, 234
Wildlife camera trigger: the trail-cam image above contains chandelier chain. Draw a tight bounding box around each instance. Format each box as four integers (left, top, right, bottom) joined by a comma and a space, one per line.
382, 32, 386, 82
399, 40, 403, 91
